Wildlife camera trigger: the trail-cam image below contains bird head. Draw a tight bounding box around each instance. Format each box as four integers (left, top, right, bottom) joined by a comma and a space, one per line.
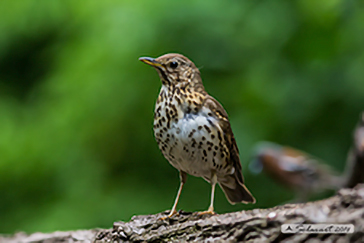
139, 53, 201, 88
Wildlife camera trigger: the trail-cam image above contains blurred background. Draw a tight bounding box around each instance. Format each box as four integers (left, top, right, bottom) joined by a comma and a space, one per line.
0, 0, 363, 234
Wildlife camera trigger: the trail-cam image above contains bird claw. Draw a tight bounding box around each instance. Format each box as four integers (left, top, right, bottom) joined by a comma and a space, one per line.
195, 209, 216, 216
159, 210, 178, 220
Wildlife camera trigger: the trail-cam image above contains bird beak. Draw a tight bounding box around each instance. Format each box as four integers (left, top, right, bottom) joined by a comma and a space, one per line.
139, 57, 163, 68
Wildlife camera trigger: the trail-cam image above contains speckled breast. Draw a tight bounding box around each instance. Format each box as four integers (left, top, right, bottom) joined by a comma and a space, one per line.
153, 89, 231, 180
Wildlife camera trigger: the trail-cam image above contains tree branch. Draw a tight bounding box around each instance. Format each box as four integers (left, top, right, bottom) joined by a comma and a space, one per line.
2, 184, 364, 243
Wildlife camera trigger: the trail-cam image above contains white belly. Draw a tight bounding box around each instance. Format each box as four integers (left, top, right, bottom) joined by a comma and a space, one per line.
155, 110, 228, 180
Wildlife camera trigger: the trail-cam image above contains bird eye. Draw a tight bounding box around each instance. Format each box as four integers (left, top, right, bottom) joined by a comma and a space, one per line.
169, 61, 178, 69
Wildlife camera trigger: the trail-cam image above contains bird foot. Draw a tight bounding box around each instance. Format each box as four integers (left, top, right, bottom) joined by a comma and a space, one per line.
159, 210, 178, 220
195, 207, 216, 216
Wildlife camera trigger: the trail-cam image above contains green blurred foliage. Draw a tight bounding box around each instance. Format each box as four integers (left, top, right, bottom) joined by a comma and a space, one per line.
0, 0, 363, 234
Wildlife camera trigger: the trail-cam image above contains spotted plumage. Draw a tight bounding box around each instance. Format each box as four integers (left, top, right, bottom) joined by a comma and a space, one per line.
139, 53, 255, 218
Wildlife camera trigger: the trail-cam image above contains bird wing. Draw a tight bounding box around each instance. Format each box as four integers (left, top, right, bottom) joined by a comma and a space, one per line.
203, 95, 245, 184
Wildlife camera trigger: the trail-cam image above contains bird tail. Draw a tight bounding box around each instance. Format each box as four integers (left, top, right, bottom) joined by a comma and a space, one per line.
219, 175, 256, 204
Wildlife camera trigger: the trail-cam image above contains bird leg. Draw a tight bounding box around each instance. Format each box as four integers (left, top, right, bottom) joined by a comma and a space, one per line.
160, 171, 187, 220
197, 173, 217, 215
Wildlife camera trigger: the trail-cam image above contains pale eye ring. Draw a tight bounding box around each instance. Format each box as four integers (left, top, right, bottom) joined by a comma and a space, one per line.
169, 61, 178, 69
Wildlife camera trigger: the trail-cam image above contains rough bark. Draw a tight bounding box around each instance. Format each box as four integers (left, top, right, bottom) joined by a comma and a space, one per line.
2, 184, 364, 243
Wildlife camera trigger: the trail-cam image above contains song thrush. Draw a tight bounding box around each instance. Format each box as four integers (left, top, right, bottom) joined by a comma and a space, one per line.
250, 141, 342, 202
139, 53, 255, 218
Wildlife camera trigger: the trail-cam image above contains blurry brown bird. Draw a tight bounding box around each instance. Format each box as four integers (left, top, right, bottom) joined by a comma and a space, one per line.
139, 53, 255, 218
343, 112, 364, 188
249, 142, 342, 202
